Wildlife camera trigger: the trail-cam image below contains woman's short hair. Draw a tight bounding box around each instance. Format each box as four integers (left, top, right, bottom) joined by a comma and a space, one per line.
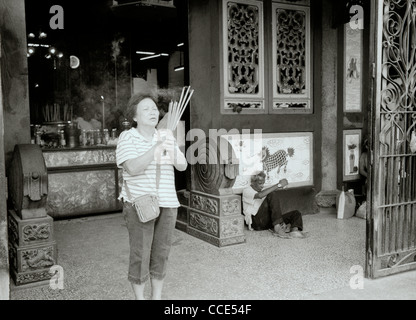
251, 171, 266, 184
125, 91, 158, 128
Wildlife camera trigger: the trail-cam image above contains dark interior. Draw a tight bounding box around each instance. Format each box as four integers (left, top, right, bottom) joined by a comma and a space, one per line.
25, 0, 187, 127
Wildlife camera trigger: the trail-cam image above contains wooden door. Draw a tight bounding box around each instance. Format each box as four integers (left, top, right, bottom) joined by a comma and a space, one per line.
367, 0, 416, 278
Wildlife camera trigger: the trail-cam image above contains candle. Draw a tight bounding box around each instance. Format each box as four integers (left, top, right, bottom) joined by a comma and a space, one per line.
101, 96, 105, 129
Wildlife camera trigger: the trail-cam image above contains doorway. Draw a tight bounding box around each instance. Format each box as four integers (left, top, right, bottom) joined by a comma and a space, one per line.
366, 0, 416, 278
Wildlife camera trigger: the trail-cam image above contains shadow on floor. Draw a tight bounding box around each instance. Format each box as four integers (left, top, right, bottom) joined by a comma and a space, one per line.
10, 208, 398, 300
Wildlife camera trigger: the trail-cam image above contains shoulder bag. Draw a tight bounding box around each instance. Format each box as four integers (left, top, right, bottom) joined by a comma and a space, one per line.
124, 164, 161, 223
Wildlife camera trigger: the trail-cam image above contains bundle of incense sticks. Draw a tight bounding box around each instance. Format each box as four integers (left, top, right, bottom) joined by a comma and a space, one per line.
166, 86, 194, 131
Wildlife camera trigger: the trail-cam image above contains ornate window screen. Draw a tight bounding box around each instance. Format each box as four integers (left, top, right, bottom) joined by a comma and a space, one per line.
272, 2, 311, 114
222, 0, 265, 114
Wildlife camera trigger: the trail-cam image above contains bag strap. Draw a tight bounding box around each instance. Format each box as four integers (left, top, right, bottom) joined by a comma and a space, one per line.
123, 163, 160, 202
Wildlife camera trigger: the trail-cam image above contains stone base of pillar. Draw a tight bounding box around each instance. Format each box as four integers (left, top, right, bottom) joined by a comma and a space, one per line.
187, 223, 246, 247
10, 266, 55, 287
187, 191, 245, 247
8, 210, 57, 286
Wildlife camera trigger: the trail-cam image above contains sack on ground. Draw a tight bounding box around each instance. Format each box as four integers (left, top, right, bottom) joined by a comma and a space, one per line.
133, 194, 160, 223
355, 201, 366, 219
336, 189, 356, 219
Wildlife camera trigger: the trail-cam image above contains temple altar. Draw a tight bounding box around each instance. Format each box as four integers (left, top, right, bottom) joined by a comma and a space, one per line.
42, 146, 122, 219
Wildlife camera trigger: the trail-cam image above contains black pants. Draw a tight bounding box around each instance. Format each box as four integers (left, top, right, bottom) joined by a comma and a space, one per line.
251, 191, 303, 231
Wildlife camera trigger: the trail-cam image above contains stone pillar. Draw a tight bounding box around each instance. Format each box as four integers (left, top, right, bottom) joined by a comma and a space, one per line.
0, 0, 31, 165
188, 137, 245, 247
8, 210, 57, 286
316, 0, 339, 209
0, 131, 8, 298
7, 145, 57, 287
0, 0, 30, 297
0, 32, 9, 300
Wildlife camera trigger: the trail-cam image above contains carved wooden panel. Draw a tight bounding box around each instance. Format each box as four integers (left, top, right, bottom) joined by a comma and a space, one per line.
272, 2, 311, 113
222, 0, 265, 114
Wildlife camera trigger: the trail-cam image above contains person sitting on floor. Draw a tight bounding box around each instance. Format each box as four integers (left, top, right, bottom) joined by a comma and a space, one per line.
242, 171, 305, 239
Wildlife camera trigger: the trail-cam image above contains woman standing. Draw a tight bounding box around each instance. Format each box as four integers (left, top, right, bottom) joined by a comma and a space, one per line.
116, 91, 187, 300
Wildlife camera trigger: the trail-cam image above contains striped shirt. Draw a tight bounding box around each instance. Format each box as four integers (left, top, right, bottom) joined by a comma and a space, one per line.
116, 128, 180, 208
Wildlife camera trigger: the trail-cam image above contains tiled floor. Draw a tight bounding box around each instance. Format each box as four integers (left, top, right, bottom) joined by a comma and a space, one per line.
9, 208, 416, 300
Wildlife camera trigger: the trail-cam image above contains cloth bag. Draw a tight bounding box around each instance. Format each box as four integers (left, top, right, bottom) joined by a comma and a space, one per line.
124, 164, 161, 223
410, 131, 416, 153
355, 201, 366, 219
336, 188, 356, 219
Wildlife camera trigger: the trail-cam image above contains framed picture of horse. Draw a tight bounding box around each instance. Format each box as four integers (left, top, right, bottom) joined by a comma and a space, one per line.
221, 132, 314, 193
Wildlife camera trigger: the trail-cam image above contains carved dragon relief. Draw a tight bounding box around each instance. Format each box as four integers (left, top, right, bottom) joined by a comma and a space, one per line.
189, 212, 219, 236
221, 218, 242, 237
191, 194, 219, 215
21, 246, 55, 272
22, 223, 51, 242
221, 199, 241, 216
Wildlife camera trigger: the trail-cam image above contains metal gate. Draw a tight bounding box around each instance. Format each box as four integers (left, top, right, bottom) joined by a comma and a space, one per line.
367, 0, 416, 278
